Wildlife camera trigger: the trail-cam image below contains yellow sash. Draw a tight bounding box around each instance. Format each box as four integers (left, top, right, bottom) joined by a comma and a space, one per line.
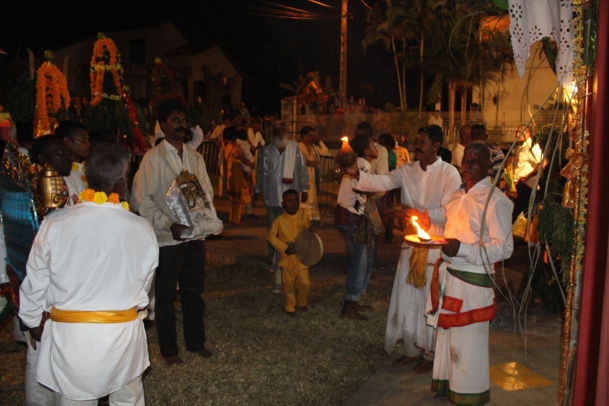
50, 307, 138, 323
407, 247, 429, 289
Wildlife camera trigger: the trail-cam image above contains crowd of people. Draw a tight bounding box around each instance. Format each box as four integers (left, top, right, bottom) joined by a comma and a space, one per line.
0, 95, 545, 405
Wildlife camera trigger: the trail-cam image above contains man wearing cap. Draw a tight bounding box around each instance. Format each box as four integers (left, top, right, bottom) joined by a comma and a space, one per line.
18, 144, 158, 404
345, 125, 461, 373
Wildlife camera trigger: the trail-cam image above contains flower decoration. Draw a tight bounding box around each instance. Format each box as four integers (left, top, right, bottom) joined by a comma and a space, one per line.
93, 191, 107, 204
89, 32, 123, 107
35, 50, 70, 137
78, 188, 129, 211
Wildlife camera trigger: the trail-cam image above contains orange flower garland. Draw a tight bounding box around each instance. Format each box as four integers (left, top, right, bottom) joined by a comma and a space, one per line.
35, 54, 70, 137
89, 33, 124, 107
78, 188, 130, 211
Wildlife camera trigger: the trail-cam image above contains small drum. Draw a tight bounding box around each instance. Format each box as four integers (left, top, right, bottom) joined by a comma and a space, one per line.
295, 229, 324, 267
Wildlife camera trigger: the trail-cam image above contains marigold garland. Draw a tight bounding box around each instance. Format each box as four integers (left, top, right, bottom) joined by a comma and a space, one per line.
89, 33, 123, 107
35, 58, 70, 137
78, 188, 130, 211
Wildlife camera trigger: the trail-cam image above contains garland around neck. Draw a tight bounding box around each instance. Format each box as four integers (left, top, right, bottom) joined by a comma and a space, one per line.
78, 189, 130, 211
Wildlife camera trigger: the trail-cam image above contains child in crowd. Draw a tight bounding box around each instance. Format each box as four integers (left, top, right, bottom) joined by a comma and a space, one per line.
267, 189, 315, 317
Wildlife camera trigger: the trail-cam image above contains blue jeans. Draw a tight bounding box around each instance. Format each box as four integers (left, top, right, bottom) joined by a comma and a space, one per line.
336, 223, 374, 301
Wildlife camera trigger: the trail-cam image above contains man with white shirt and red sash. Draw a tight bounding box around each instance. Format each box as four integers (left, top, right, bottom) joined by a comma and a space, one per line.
18, 144, 159, 405
426, 142, 513, 405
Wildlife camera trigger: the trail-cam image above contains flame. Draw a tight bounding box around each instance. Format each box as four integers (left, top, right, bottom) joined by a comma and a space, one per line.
340, 136, 349, 148
411, 216, 431, 240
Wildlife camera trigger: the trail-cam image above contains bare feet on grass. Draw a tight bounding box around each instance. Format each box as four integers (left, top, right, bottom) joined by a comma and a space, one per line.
391, 355, 421, 368
413, 359, 433, 374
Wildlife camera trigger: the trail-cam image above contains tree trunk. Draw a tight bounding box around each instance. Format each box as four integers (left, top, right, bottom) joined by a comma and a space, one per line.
449, 81, 456, 129
391, 37, 406, 111
460, 90, 467, 124
418, 32, 425, 119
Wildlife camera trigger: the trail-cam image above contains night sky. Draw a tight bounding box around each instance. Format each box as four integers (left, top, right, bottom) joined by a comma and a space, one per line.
2, 0, 398, 113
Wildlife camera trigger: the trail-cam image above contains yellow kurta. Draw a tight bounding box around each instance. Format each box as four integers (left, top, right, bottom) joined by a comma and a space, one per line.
268, 209, 312, 312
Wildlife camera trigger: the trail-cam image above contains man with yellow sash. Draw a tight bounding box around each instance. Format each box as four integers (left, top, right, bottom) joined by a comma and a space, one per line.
345, 125, 461, 373
18, 144, 159, 404
427, 143, 513, 405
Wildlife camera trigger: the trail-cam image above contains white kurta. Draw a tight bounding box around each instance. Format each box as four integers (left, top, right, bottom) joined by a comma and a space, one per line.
354, 158, 461, 355
63, 162, 87, 206
18, 202, 159, 400
428, 178, 513, 403
513, 137, 542, 188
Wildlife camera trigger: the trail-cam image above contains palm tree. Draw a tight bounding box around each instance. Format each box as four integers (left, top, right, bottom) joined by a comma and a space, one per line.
424, 3, 513, 127
363, 1, 417, 112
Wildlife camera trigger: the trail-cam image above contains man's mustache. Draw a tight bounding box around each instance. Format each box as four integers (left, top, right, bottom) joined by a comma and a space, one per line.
414, 148, 423, 154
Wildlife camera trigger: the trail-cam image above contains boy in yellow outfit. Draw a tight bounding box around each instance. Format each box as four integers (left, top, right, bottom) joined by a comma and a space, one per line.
268, 189, 315, 317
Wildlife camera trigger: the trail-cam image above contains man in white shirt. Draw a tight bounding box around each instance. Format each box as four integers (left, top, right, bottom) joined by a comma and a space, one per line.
19, 144, 159, 404
508, 125, 544, 222
335, 133, 378, 320
345, 125, 461, 373
132, 98, 216, 365
427, 142, 513, 405
451, 125, 471, 170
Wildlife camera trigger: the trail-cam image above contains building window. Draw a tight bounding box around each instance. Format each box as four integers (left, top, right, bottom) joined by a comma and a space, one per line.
129, 38, 146, 65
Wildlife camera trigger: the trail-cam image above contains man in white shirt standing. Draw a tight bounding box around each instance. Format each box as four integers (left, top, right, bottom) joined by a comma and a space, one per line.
508, 125, 544, 222
19, 144, 159, 405
428, 142, 513, 405
451, 125, 471, 170
132, 98, 216, 365
345, 125, 461, 373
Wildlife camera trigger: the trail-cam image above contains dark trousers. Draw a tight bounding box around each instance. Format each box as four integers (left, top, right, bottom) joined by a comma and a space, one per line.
156, 240, 206, 358
512, 182, 533, 223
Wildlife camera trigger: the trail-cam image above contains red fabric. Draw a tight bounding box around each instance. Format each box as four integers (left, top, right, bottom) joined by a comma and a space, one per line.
442, 296, 463, 313
437, 299, 496, 329
573, 2, 609, 404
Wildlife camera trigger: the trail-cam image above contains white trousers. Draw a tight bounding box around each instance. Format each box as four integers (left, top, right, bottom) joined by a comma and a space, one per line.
58, 376, 145, 406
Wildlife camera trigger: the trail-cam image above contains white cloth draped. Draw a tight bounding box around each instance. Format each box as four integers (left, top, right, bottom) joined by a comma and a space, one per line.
508, 0, 573, 85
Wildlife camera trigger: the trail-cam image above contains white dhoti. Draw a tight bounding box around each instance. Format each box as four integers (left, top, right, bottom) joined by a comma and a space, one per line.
432, 322, 490, 405
384, 245, 441, 359
427, 262, 496, 406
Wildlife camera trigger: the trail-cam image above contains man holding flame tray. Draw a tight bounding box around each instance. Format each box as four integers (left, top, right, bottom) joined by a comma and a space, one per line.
342, 125, 460, 374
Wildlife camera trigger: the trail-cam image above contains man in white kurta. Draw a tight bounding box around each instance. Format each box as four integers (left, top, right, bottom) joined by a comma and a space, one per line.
427, 143, 513, 405
18, 145, 159, 404
351, 126, 461, 372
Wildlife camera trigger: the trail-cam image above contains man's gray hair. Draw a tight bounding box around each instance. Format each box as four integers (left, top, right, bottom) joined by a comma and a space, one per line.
86, 144, 131, 191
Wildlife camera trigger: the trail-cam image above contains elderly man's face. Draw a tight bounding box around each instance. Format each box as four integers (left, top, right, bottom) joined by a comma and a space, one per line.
461, 149, 489, 186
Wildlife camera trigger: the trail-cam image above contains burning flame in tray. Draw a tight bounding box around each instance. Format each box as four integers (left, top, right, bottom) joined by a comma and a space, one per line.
411, 215, 431, 241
